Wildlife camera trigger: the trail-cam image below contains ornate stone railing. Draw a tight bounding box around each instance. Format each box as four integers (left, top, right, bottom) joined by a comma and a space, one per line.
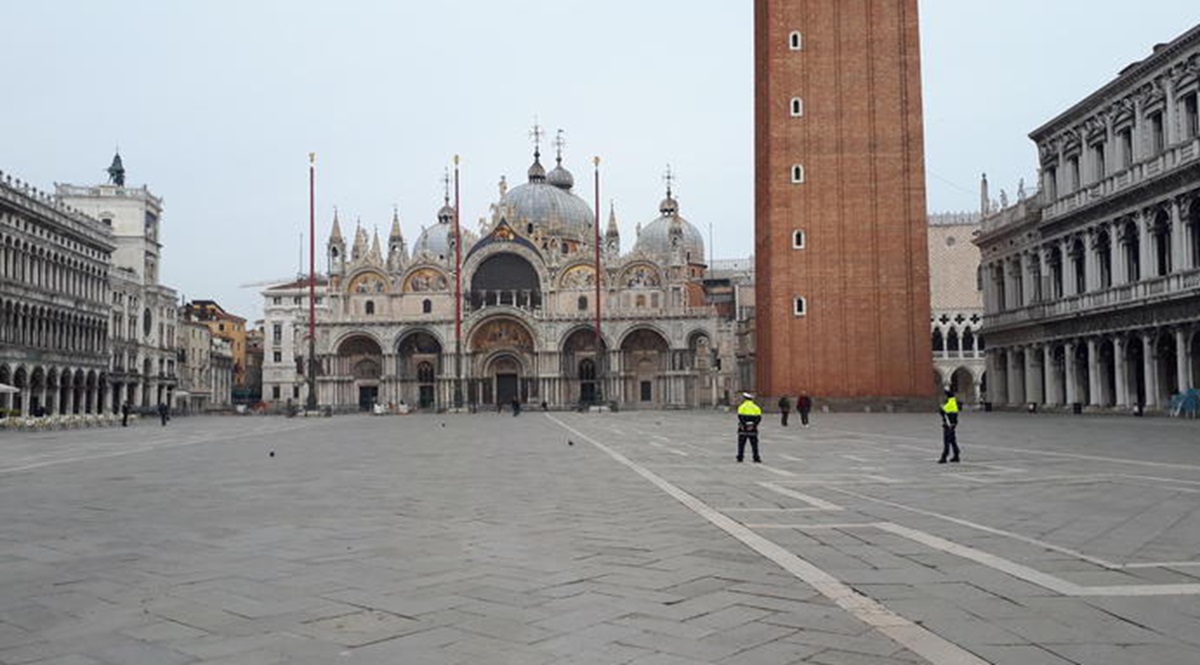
984, 267, 1200, 330
1043, 137, 1200, 222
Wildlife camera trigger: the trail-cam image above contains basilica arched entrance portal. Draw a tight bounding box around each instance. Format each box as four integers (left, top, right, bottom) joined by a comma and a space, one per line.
335, 334, 384, 411
397, 330, 442, 409
561, 327, 607, 405
620, 327, 669, 408
469, 317, 536, 406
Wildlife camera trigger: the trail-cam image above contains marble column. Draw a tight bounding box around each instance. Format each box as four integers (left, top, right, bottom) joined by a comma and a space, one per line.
1087, 338, 1102, 407
1143, 333, 1158, 408
1064, 342, 1078, 406
1114, 338, 1129, 407
1176, 328, 1190, 395
1024, 348, 1041, 405
1171, 200, 1186, 275
1044, 345, 1061, 405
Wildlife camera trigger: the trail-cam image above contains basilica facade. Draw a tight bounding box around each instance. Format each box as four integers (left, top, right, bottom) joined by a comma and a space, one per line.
310, 147, 736, 411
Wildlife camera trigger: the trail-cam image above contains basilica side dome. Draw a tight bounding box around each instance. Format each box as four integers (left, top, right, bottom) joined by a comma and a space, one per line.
633, 192, 705, 262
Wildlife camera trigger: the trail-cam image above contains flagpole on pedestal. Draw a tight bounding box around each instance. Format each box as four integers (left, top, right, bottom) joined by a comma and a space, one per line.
306, 152, 318, 411
453, 155, 464, 409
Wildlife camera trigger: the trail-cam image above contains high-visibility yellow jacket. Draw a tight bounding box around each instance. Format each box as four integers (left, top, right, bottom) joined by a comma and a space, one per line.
737, 399, 762, 433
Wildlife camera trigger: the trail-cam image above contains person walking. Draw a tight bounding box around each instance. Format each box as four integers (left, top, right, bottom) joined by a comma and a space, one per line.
121, 402, 130, 427
777, 395, 791, 427
157, 402, 169, 426
511, 396, 521, 417
939, 388, 960, 463
736, 392, 763, 463
797, 393, 812, 428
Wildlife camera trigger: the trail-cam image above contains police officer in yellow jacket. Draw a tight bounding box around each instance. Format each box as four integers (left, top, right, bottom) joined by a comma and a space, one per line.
737, 392, 763, 463
939, 388, 961, 464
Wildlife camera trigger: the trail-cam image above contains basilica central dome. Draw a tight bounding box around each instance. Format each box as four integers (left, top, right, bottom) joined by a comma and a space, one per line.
499, 150, 594, 241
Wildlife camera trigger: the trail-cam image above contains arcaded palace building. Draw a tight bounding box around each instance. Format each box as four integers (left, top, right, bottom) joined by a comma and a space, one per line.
754, 0, 933, 403
976, 25, 1200, 412
929, 213, 986, 403
0, 172, 113, 415
301, 140, 735, 411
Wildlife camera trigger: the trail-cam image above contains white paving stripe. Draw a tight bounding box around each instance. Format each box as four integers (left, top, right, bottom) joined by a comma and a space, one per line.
828, 485, 1200, 572
758, 482, 844, 511
549, 415, 991, 665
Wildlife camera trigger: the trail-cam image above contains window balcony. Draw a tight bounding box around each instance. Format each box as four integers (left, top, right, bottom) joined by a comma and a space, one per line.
1043, 137, 1200, 222
984, 267, 1200, 331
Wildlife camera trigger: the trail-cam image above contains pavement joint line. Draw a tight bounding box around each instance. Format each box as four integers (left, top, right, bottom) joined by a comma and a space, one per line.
718, 507, 832, 512
833, 427, 1200, 471
874, 522, 1200, 597
547, 414, 991, 665
0, 422, 318, 475
745, 523, 881, 529
760, 465, 797, 477
780, 454, 805, 462
826, 485, 1143, 571
757, 482, 844, 511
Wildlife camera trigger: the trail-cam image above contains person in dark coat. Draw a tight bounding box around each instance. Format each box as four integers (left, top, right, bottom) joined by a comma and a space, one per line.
797, 393, 812, 428
736, 392, 763, 463
511, 396, 521, 417
777, 395, 791, 427
157, 402, 169, 426
121, 402, 130, 427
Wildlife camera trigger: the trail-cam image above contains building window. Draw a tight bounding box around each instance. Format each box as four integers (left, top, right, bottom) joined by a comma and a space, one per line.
1066, 155, 1080, 193
272, 323, 282, 345
273, 351, 282, 363
293, 386, 300, 399
1119, 127, 1134, 169
790, 97, 803, 117
1149, 111, 1165, 154
272, 297, 281, 305
635, 294, 646, 308
422, 299, 432, 314
1045, 165, 1058, 200
293, 297, 302, 305
793, 296, 806, 317
792, 229, 806, 249
1091, 142, 1106, 182
788, 31, 802, 50
790, 165, 805, 184
271, 385, 281, 400
577, 296, 588, 311
365, 300, 375, 315
1185, 93, 1199, 140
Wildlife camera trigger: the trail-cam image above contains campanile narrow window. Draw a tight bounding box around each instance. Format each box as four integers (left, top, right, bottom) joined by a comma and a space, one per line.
790, 97, 804, 117
789, 31, 802, 50
791, 165, 805, 184
792, 229, 806, 249
793, 296, 807, 317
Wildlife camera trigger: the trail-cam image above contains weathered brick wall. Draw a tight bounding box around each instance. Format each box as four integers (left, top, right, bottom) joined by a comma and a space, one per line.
755, 0, 934, 398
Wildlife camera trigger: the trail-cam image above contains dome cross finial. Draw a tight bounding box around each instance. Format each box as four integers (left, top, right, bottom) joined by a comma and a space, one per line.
529, 118, 544, 158
442, 168, 451, 205
554, 128, 566, 164
663, 164, 675, 198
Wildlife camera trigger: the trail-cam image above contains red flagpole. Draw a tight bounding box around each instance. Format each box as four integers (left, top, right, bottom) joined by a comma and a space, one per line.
593, 156, 602, 401
306, 152, 317, 410
453, 155, 463, 408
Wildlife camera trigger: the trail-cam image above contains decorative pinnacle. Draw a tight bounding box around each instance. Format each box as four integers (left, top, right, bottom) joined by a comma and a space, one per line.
663, 164, 675, 197
442, 168, 451, 204
309, 152, 315, 165
593, 155, 601, 168
554, 129, 565, 163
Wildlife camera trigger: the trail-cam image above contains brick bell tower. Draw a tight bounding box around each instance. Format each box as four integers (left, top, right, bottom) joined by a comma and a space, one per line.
754, 0, 933, 401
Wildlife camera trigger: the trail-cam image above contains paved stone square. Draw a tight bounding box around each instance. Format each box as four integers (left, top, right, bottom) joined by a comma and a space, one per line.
1, 410, 1199, 664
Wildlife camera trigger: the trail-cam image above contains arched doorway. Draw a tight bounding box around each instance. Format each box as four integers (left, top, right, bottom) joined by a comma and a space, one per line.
621, 328, 669, 408
950, 367, 976, 403
470, 317, 536, 406
1074, 343, 1091, 406
561, 327, 607, 406
1155, 332, 1177, 404
1125, 337, 1144, 408
336, 335, 383, 411
397, 331, 442, 409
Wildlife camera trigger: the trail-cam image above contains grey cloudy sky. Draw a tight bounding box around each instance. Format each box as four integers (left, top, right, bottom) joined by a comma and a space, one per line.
3, 1, 1198, 321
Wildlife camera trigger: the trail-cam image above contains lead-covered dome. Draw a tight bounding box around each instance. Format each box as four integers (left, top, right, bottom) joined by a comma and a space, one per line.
501, 151, 594, 240
633, 193, 705, 262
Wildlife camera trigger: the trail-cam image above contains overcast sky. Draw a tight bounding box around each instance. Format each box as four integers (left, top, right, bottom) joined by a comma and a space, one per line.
3, 1, 1198, 321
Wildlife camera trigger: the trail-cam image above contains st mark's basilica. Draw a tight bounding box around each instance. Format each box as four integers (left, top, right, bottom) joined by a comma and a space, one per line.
310, 138, 739, 411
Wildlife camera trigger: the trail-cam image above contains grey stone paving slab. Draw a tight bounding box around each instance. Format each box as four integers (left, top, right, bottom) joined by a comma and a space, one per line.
3, 412, 1200, 663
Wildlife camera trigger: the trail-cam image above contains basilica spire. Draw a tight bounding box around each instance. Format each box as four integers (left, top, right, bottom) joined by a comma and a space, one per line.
605, 200, 621, 258
388, 206, 408, 271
